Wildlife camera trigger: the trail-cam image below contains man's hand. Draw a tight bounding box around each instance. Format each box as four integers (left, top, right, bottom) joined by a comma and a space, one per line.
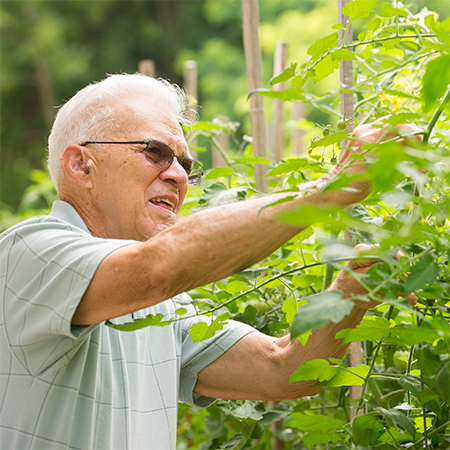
321, 120, 422, 205
329, 244, 418, 310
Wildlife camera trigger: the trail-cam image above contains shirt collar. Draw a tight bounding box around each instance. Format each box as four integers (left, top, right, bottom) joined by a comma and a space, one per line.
50, 200, 91, 234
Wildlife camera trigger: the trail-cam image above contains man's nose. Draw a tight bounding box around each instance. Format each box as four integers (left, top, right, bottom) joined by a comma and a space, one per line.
159, 158, 188, 188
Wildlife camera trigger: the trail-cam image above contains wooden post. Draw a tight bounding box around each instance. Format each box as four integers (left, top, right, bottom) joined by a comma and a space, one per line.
242, 0, 268, 192
138, 59, 155, 77
183, 60, 198, 159
292, 102, 305, 155
338, 0, 361, 421
270, 40, 288, 163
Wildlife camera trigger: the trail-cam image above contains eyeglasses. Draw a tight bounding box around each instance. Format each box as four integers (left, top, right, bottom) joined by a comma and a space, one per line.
80, 140, 203, 186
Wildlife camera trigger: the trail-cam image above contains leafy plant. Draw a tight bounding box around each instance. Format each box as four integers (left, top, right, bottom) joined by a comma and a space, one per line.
173, 1, 450, 449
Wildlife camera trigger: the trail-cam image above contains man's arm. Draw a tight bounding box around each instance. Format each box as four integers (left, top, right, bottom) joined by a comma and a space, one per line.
72, 123, 418, 325
193, 246, 417, 401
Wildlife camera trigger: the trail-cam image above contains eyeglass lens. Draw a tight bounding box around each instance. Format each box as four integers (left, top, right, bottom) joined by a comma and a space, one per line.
145, 141, 202, 185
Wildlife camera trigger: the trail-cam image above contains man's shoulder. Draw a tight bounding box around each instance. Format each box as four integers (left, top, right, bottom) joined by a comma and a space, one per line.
0, 213, 89, 247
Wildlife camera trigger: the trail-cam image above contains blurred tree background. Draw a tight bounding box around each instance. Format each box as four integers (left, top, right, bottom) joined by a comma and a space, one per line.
2, 0, 447, 215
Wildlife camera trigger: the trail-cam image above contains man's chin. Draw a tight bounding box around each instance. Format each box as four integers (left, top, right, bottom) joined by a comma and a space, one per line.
140, 218, 178, 241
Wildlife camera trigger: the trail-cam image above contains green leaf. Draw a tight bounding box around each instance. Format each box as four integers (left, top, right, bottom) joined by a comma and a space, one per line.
205, 167, 235, 180
290, 359, 340, 383
193, 121, 226, 132
251, 87, 305, 101
198, 182, 248, 207
266, 158, 308, 176
306, 33, 339, 61
226, 280, 247, 295
312, 54, 340, 82
379, 3, 407, 17
286, 412, 346, 432
435, 361, 450, 404
378, 428, 414, 444
375, 408, 416, 438
188, 313, 230, 342
404, 254, 439, 294
232, 156, 271, 165
367, 17, 381, 32
291, 291, 355, 338
302, 431, 346, 450
422, 54, 450, 111
336, 316, 393, 344
352, 414, 384, 446
331, 49, 356, 61
229, 401, 264, 423
105, 313, 173, 331
316, 364, 370, 387
270, 62, 297, 85
341, 0, 378, 23
309, 131, 348, 149
281, 297, 298, 325
398, 374, 422, 396
386, 324, 441, 346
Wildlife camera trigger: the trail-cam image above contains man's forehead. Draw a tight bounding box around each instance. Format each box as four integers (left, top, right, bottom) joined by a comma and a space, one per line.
114, 97, 183, 135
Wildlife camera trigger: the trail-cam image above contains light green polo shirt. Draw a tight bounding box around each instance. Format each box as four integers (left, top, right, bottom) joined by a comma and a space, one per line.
0, 201, 255, 449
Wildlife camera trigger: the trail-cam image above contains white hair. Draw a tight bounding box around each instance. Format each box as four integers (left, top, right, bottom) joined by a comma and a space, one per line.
47, 73, 193, 190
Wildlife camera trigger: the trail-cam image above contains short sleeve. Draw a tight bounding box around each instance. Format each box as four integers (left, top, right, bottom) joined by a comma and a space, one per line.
176, 298, 255, 407
1, 216, 137, 375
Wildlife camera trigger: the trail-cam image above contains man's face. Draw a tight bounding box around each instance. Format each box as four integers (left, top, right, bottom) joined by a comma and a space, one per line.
86, 98, 191, 241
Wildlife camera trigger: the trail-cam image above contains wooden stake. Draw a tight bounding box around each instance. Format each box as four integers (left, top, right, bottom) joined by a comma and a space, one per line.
183, 60, 199, 159
292, 102, 305, 155
138, 59, 155, 77
338, 0, 362, 421
270, 40, 288, 163
242, 0, 268, 192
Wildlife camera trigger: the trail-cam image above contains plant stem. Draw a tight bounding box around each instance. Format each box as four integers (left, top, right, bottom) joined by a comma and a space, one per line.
355, 306, 395, 413
423, 86, 450, 146
408, 421, 450, 449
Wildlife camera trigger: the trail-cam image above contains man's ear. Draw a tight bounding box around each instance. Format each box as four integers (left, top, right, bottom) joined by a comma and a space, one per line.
61, 145, 93, 188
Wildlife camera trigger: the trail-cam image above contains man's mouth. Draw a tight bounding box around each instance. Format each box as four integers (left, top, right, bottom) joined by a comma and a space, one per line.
150, 198, 176, 211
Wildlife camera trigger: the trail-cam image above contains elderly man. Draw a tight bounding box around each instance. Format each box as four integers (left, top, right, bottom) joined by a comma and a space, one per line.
0, 74, 416, 449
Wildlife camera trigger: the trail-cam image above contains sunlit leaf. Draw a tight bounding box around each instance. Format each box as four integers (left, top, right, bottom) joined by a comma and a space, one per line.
290, 359, 340, 383
336, 316, 393, 343
270, 62, 297, 85
341, 0, 378, 23
205, 167, 235, 180
302, 431, 346, 450
310, 131, 348, 149
316, 364, 369, 387
251, 87, 305, 101
291, 291, 355, 337
422, 54, 450, 111
226, 280, 247, 295
266, 158, 308, 176
380, 3, 408, 17
105, 313, 173, 331
188, 313, 230, 342
286, 412, 346, 432
306, 32, 338, 61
